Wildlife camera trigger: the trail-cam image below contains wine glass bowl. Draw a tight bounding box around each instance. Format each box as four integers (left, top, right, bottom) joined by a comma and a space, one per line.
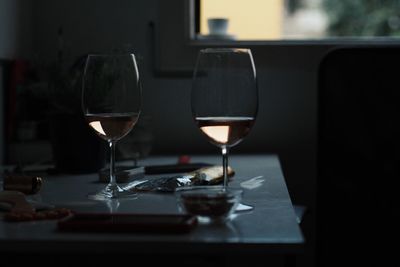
82, 53, 141, 200
191, 48, 258, 189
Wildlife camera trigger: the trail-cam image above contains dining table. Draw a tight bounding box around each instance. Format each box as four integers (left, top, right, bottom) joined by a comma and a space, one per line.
0, 154, 304, 266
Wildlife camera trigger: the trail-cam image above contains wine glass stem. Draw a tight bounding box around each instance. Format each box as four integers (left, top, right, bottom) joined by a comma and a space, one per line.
222, 146, 229, 189
109, 140, 117, 187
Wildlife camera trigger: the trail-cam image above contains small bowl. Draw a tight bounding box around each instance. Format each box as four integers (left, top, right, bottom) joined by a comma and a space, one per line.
175, 186, 242, 224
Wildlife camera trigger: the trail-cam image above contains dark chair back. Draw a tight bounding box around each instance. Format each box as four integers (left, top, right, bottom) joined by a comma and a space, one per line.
317, 46, 400, 266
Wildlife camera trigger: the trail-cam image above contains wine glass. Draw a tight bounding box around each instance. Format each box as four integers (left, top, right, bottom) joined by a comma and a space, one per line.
191, 48, 258, 190
82, 53, 141, 200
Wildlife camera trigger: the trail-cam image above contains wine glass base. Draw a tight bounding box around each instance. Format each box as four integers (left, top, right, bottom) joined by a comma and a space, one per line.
88, 184, 138, 201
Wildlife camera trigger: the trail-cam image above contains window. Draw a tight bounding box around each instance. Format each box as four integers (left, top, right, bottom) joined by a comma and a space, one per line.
154, 0, 400, 74
197, 0, 400, 40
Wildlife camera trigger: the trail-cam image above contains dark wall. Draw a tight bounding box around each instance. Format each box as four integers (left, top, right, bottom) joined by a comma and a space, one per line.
0, 0, 33, 164
0, 0, 32, 59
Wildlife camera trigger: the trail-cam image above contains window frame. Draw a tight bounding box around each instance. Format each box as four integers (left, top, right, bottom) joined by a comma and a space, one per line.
153, 0, 400, 76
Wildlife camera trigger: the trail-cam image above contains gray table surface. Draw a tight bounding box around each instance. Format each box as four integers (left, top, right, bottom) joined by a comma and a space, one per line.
0, 154, 304, 255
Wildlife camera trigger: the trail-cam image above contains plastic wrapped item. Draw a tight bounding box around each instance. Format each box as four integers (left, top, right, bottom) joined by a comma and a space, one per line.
133, 165, 234, 192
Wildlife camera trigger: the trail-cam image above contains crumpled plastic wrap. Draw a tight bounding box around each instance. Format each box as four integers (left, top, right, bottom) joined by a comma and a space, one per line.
133, 166, 234, 192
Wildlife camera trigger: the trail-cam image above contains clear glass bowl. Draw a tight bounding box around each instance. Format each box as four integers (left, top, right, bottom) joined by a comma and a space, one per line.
175, 186, 243, 224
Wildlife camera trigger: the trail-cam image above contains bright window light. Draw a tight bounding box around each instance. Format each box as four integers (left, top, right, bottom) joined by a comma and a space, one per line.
199, 0, 400, 40
200, 0, 284, 40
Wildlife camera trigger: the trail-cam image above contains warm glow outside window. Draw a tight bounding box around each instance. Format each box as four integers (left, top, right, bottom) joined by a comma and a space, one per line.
199, 0, 400, 40
200, 0, 284, 40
